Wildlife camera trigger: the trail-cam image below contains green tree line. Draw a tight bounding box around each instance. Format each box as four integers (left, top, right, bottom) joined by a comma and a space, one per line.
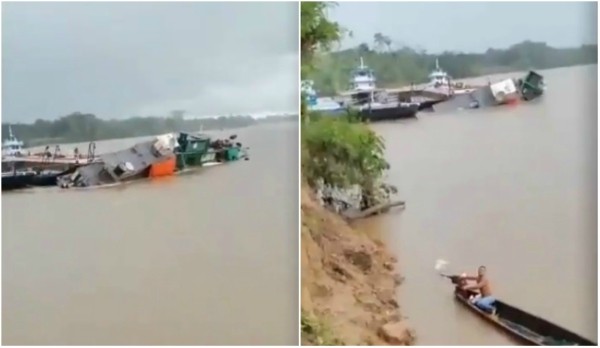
301, 2, 391, 211
2, 111, 296, 147
309, 36, 598, 95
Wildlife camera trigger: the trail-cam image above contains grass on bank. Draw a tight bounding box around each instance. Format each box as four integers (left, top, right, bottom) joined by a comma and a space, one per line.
301, 310, 344, 346
301, 113, 390, 209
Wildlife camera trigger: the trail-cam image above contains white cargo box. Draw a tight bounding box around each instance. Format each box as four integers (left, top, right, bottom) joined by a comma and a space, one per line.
489, 79, 518, 103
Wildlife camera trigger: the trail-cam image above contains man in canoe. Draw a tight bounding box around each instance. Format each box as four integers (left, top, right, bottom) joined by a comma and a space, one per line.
461, 265, 496, 313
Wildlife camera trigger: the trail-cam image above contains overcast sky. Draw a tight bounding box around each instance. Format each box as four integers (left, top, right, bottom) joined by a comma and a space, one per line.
2, 2, 298, 122
330, 2, 597, 53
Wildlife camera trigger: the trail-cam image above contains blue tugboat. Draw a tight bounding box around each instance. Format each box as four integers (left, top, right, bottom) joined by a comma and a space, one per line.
302, 80, 347, 117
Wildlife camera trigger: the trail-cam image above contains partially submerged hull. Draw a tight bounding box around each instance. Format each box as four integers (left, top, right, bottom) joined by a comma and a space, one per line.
429, 70, 545, 113
58, 138, 173, 188
417, 99, 446, 112
518, 70, 545, 101
58, 132, 248, 189
454, 288, 595, 346
31, 168, 76, 187
58, 161, 225, 191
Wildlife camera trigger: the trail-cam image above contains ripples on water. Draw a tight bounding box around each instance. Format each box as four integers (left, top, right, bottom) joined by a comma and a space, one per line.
370, 66, 597, 345
3, 122, 299, 345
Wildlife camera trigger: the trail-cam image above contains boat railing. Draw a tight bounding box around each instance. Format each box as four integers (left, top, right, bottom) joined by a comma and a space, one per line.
87, 142, 96, 163
7, 141, 100, 165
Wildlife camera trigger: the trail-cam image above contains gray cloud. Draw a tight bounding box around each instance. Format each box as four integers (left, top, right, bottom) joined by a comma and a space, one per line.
330, 2, 597, 53
2, 2, 299, 122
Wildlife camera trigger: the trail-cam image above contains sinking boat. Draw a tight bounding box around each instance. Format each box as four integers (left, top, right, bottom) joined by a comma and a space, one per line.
484, 70, 546, 106
31, 168, 76, 187
488, 78, 521, 105
57, 132, 248, 189
431, 70, 546, 113
517, 70, 545, 101
445, 276, 595, 346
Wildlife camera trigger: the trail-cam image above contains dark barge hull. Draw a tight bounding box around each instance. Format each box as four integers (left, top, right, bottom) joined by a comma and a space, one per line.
417, 99, 446, 112
2, 173, 35, 191
358, 104, 419, 122
454, 288, 596, 346
2, 167, 78, 190
31, 168, 77, 187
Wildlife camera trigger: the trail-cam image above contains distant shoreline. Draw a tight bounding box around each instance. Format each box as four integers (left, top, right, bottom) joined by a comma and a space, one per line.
385, 63, 596, 90
3, 113, 297, 148
21, 117, 297, 151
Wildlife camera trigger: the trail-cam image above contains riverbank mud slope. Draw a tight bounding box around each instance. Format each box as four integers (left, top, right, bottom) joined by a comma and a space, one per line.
301, 186, 415, 345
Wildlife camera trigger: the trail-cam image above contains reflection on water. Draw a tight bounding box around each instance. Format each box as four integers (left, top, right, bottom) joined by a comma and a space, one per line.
371, 66, 597, 345
3, 122, 299, 345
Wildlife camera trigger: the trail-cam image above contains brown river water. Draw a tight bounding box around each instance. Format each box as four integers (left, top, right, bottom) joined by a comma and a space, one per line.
368, 65, 598, 345
3, 122, 298, 345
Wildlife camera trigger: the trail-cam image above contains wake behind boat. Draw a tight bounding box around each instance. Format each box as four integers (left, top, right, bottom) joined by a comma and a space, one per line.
444, 275, 596, 346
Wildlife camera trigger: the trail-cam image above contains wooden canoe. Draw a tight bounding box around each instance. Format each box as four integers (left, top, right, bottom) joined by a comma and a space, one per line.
454, 287, 596, 346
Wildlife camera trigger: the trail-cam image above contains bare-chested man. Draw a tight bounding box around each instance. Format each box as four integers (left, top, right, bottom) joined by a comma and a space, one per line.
461, 265, 495, 313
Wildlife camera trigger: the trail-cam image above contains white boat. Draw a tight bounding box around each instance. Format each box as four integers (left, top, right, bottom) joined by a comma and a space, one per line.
349, 57, 376, 92
2, 126, 26, 158
428, 58, 451, 87
424, 59, 474, 96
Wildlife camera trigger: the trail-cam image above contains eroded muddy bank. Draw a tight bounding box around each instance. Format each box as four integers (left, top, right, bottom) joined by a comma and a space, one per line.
301, 186, 414, 345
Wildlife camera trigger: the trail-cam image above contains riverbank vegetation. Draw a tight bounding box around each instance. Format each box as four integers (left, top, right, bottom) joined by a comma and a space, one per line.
2, 111, 295, 146
309, 36, 598, 95
301, 3, 412, 345
301, 2, 394, 212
